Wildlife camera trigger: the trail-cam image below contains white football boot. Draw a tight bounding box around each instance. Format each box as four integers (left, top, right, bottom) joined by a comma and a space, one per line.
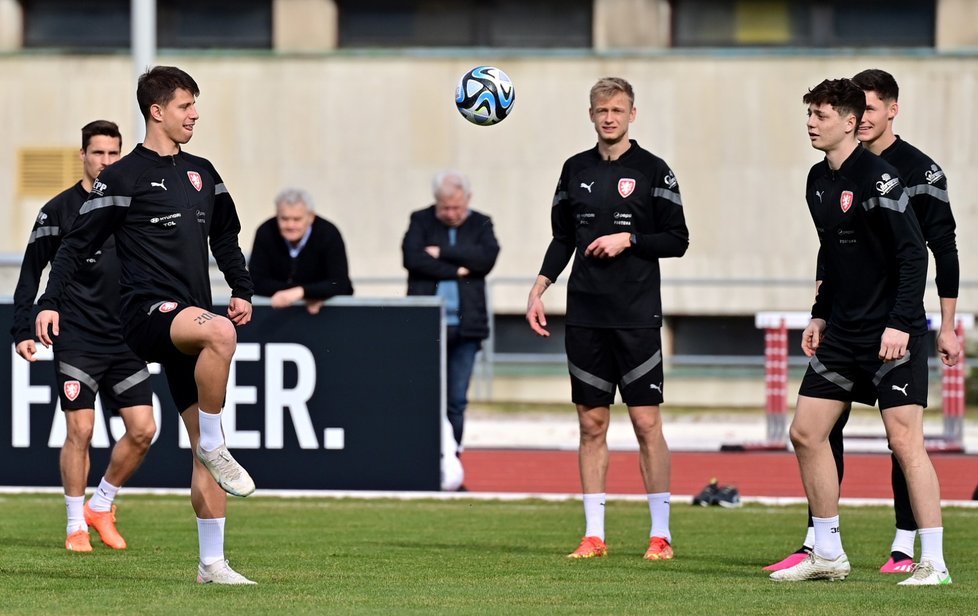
769, 551, 850, 582
197, 560, 257, 585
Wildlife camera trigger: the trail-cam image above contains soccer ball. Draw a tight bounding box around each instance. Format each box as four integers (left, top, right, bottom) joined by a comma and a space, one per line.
455, 66, 516, 126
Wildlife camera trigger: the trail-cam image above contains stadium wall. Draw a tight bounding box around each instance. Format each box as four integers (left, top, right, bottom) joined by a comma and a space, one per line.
0, 52, 976, 319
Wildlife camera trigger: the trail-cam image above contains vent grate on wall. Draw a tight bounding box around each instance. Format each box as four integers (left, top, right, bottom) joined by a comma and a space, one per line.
17, 148, 81, 197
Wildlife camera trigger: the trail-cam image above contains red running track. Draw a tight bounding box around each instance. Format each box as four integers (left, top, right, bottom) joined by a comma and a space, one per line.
461, 449, 978, 500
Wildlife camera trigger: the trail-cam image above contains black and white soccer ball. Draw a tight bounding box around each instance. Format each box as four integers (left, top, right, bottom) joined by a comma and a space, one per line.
455, 66, 516, 126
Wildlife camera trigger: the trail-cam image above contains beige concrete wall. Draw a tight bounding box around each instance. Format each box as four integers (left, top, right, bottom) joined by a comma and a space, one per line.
1, 53, 976, 320
594, 0, 671, 50
273, 0, 337, 52
936, 0, 978, 50
0, 0, 21, 50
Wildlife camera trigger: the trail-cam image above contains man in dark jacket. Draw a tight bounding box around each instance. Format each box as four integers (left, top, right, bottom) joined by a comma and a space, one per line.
402, 170, 500, 449
249, 188, 353, 315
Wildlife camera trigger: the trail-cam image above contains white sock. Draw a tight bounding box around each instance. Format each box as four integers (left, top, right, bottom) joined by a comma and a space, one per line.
890, 528, 916, 559
198, 409, 225, 452
918, 527, 946, 572
197, 517, 226, 566
583, 493, 606, 541
812, 515, 844, 560
65, 495, 87, 534
88, 478, 120, 512
648, 492, 672, 543
803, 526, 815, 550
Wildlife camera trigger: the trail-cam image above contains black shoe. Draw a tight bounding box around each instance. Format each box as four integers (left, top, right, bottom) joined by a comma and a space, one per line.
692, 478, 720, 506
715, 485, 742, 508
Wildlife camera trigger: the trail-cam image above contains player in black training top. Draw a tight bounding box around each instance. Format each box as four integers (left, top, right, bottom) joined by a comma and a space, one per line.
11, 120, 154, 553
769, 78, 950, 586
36, 67, 257, 585
766, 69, 960, 578
526, 77, 689, 561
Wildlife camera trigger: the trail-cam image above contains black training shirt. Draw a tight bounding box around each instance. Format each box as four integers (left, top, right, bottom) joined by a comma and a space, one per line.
539, 140, 689, 328
808, 146, 927, 340
11, 181, 128, 352
880, 137, 958, 299
38, 145, 253, 325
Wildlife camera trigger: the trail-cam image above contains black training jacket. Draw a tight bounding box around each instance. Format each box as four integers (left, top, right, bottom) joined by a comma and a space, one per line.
881, 137, 958, 299
540, 140, 689, 328
38, 145, 253, 325
808, 146, 927, 340
249, 215, 354, 300
402, 205, 500, 340
816, 137, 959, 300
10, 181, 128, 352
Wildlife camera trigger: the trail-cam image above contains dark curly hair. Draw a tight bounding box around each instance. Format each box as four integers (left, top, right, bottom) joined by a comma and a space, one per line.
803, 78, 866, 125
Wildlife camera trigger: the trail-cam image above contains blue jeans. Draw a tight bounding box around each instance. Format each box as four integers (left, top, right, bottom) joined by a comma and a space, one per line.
446, 327, 482, 446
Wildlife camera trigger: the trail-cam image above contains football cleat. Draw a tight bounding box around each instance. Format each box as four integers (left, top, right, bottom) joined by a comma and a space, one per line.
880, 556, 915, 574
769, 551, 850, 582
84, 502, 127, 550
65, 529, 93, 552
897, 560, 952, 586
643, 536, 674, 560
197, 560, 257, 585
763, 547, 812, 571
196, 444, 255, 497
567, 536, 607, 559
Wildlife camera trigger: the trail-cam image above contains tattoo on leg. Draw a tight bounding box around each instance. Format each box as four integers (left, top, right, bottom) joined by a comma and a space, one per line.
194, 311, 217, 325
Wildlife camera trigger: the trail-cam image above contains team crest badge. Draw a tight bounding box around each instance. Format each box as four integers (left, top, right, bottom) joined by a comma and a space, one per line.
64, 381, 81, 402
618, 178, 636, 198
840, 190, 853, 213
187, 171, 203, 192
159, 301, 178, 313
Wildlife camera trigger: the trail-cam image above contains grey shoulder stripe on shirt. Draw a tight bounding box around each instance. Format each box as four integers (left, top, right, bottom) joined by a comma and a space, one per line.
568, 362, 615, 393
28, 226, 60, 244
862, 192, 909, 213
621, 350, 663, 387
215, 182, 228, 195
809, 356, 854, 392
553, 191, 567, 206
652, 187, 683, 207
79, 195, 132, 215
905, 184, 949, 203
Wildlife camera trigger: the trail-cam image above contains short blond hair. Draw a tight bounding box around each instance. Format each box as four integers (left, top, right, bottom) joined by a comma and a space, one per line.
590, 77, 634, 108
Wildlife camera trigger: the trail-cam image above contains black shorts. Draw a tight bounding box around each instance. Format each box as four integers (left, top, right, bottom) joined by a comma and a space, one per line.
798, 331, 928, 410
124, 300, 201, 413
565, 325, 664, 407
53, 348, 152, 413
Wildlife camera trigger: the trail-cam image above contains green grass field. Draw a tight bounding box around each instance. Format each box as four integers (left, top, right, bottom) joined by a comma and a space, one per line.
0, 493, 974, 615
